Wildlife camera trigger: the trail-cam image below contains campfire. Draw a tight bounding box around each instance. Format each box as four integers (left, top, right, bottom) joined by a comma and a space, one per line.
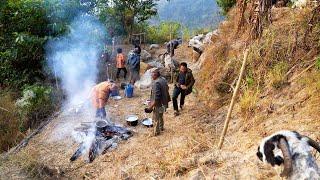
70, 120, 132, 162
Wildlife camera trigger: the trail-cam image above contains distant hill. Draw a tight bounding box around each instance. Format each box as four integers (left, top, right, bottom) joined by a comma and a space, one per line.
151, 0, 224, 30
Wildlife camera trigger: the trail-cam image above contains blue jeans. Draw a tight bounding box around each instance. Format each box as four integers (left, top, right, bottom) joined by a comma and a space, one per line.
96, 107, 106, 119
172, 86, 185, 111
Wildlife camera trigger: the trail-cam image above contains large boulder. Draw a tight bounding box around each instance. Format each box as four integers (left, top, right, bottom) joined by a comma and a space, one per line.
149, 44, 160, 50
140, 50, 152, 62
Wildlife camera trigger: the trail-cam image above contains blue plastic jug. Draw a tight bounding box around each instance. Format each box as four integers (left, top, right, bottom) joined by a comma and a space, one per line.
125, 84, 134, 98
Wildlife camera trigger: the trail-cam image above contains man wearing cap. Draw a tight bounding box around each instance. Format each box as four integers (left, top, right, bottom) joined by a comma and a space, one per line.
90, 81, 118, 119
145, 69, 170, 136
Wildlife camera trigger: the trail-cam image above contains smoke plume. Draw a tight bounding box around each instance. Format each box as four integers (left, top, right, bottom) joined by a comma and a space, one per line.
47, 15, 106, 107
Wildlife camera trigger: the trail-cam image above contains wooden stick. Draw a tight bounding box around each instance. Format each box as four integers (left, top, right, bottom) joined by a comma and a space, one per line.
218, 49, 250, 149
0, 106, 10, 113
289, 60, 317, 83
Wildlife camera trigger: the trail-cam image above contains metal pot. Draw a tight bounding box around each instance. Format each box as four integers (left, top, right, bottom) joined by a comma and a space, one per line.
96, 120, 108, 132
142, 118, 153, 128
126, 115, 138, 126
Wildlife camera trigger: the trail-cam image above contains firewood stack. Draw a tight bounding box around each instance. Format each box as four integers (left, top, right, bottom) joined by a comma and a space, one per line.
70, 123, 132, 163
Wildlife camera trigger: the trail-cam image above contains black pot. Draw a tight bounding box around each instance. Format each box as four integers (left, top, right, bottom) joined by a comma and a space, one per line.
127, 120, 138, 126
96, 120, 108, 132
126, 115, 139, 126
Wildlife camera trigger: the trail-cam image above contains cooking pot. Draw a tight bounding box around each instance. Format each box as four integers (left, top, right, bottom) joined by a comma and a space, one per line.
96, 120, 108, 132
126, 115, 139, 126
142, 118, 153, 128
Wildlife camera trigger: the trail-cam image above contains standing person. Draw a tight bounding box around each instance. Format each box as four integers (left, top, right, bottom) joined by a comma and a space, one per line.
127, 45, 141, 84
172, 62, 195, 116
115, 48, 127, 80
90, 81, 118, 119
166, 38, 182, 57
145, 69, 170, 136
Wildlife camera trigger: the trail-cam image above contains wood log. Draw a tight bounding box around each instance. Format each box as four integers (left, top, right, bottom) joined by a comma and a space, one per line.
218, 49, 250, 149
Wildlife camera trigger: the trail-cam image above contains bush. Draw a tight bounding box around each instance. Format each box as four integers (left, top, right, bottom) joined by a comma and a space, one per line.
239, 89, 259, 119
268, 62, 289, 89
15, 85, 54, 131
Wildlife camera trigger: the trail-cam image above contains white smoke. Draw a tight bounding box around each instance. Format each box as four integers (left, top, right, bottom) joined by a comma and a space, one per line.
47, 15, 106, 107
45, 11, 108, 144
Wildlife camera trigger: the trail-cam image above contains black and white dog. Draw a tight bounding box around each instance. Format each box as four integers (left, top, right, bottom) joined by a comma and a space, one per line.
256, 130, 320, 179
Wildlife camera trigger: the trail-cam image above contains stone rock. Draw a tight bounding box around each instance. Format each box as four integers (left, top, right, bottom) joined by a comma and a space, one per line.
189, 170, 206, 180
140, 50, 152, 62
149, 44, 160, 50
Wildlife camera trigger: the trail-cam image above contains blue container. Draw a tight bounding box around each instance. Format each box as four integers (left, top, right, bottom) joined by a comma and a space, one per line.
125, 84, 134, 98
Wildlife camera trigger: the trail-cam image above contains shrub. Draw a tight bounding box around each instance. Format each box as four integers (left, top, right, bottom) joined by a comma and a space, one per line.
15, 84, 54, 131
268, 61, 289, 89
239, 89, 259, 119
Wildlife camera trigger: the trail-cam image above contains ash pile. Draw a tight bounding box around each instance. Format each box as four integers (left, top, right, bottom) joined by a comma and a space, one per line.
70, 119, 132, 163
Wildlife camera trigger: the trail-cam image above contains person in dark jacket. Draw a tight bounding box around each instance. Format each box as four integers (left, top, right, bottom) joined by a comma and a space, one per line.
166, 38, 182, 57
145, 69, 170, 136
172, 62, 195, 116
127, 45, 141, 84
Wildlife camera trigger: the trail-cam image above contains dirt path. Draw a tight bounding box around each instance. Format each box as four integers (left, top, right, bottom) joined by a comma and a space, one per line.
0, 45, 220, 179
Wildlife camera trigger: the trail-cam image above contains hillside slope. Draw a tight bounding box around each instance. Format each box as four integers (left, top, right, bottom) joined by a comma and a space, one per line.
1, 4, 320, 180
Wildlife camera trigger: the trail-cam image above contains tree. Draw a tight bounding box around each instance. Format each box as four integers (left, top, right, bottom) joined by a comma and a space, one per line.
101, 0, 160, 35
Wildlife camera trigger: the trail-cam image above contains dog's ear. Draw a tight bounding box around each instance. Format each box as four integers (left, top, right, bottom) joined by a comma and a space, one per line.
264, 140, 276, 166
256, 146, 263, 161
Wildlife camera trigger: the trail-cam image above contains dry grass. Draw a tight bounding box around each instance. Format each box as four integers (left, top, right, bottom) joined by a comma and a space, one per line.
267, 61, 289, 89
239, 88, 260, 119
299, 68, 320, 118
0, 92, 24, 153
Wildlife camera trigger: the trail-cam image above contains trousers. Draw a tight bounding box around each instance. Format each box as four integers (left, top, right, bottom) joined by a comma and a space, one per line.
116, 68, 127, 79
172, 86, 186, 111
153, 106, 164, 136
95, 107, 106, 119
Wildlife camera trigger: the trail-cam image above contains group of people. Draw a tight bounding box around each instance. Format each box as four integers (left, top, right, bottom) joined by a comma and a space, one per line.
91, 39, 194, 136
144, 62, 195, 136
115, 45, 141, 85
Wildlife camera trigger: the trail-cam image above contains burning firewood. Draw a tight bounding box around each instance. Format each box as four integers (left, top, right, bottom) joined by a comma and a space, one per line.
70, 123, 132, 163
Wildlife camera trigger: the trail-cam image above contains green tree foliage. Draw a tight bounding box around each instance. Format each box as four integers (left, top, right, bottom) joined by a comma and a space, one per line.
216, 0, 236, 15
99, 0, 160, 36
0, 0, 105, 89
0, 0, 49, 89
146, 21, 181, 43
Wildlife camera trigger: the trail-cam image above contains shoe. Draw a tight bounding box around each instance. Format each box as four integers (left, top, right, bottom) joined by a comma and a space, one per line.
180, 105, 183, 110
174, 111, 180, 116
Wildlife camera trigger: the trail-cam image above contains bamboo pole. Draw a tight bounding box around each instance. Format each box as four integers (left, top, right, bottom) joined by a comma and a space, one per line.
289, 60, 317, 83
218, 49, 250, 149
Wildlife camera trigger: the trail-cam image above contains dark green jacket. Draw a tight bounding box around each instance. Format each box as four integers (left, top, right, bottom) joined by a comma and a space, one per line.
175, 68, 195, 94
151, 77, 171, 108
